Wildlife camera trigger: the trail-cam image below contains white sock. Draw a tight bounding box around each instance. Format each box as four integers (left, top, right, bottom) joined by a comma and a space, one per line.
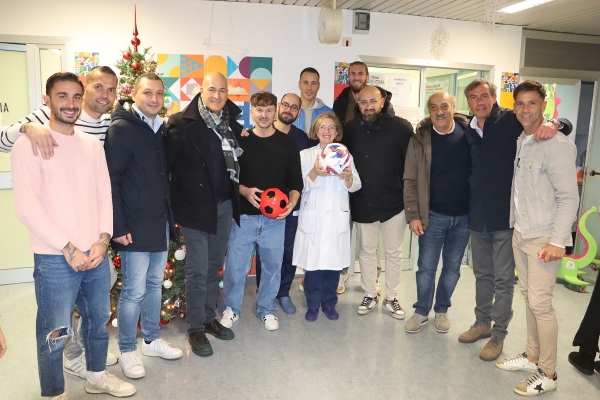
87, 370, 104, 384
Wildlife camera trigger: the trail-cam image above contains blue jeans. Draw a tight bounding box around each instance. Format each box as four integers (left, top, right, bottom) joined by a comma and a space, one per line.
34, 254, 109, 397
413, 211, 470, 316
117, 250, 167, 352
223, 214, 285, 318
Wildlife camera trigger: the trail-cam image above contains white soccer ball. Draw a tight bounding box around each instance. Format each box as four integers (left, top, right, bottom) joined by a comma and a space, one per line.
163, 279, 173, 289
319, 143, 351, 175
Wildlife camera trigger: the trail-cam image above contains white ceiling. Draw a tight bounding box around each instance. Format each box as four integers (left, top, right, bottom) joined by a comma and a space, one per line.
216, 0, 600, 37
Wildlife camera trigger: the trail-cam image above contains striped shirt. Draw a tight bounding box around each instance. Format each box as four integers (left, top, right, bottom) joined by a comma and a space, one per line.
0, 105, 111, 151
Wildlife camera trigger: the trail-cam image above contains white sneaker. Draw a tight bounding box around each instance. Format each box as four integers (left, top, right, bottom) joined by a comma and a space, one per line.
262, 314, 279, 331
497, 353, 538, 372
220, 306, 239, 328
357, 295, 379, 315
119, 351, 145, 379
514, 369, 557, 396
106, 352, 118, 366
383, 298, 405, 319
64, 352, 87, 379
336, 271, 350, 294
86, 370, 136, 397
142, 338, 183, 360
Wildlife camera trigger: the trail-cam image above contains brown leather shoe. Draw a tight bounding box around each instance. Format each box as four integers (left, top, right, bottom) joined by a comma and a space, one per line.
480, 337, 504, 361
458, 322, 492, 343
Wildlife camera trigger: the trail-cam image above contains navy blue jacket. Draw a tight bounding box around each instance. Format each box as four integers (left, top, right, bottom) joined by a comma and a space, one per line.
104, 104, 177, 252
466, 103, 572, 232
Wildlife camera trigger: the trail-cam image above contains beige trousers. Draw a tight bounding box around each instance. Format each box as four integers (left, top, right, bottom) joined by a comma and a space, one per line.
512, 230, 560, 377
356, 211, 406, 300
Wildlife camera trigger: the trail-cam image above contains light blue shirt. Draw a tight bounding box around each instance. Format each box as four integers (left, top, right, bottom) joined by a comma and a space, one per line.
132, 104, 162, 133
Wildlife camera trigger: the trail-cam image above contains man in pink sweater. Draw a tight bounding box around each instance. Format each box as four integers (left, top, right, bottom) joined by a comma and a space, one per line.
11, 72, 135, 399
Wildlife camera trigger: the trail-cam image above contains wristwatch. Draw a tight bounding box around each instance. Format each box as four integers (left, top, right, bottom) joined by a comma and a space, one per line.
550, 118, 563, 130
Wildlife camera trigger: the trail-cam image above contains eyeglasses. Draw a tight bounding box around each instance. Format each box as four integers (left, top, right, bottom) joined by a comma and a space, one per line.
319, 125, 337, 132
358, 98, 382, 107
280, 102, 300, 112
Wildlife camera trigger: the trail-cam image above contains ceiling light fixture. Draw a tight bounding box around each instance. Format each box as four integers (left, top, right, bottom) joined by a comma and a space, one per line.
499, 0, 554, 14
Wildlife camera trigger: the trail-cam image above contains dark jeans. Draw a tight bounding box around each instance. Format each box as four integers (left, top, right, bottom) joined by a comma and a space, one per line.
304, 270, 339, 310
573, 278, 600, 353
413, 211, 470, 316
181, 200, 232, 335
470, 228, 515, 340
255, 214, 298, 298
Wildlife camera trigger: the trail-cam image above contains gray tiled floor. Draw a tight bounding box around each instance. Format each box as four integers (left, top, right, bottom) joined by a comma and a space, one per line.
0, 267, 599, 399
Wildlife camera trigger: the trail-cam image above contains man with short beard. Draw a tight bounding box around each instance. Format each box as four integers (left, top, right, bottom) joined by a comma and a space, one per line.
255, 93, 312, 314
0, 66, 121, 377
342, 86, 413, 320
403, 91, 471, 334
11, 72, 135, 398
332, 61, 393, 127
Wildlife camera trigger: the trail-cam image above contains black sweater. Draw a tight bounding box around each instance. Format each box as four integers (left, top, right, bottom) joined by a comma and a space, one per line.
342, 103, 414, 223
466, 103, 572, 232
104, 104, 176, 252
236, 128, 303, 215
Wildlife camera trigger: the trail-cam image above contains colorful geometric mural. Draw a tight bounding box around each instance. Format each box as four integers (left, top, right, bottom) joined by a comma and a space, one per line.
75, 52, 99, 77
157, 54, 272, 128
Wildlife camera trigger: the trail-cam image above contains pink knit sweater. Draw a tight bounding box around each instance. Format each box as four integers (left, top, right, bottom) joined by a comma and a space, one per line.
11, 126, 113, 255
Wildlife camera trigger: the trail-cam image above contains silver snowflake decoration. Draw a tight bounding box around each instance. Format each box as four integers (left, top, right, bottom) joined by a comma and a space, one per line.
430, 24, 449, 61
481, 0, 508, 35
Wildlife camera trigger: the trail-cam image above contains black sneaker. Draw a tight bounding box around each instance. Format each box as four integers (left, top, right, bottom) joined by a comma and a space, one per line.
204, 319, 235, 340
189, 332, 213, 357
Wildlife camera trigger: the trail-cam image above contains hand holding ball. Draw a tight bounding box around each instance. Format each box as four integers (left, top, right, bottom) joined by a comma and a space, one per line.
259, 188, 288, 219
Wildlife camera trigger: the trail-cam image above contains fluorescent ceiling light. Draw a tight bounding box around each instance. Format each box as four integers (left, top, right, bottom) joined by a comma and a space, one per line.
499, 0, 554, 14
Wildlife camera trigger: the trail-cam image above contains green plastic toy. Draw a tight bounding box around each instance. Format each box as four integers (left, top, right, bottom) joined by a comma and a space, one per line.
557, 206, 598, 292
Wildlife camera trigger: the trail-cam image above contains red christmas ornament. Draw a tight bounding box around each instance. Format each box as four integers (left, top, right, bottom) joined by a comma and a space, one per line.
178, 311, 186, 319
259, 188, 289, 219
165, 262, 172, 270
123, 51, 131, 60
131, 5, 140, 52
113, 254, 121, 268
160, 319, 169, 325
131, 61, 140, 70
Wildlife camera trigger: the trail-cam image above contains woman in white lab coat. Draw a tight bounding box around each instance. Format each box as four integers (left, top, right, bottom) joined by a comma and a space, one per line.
292, 112, 361, 322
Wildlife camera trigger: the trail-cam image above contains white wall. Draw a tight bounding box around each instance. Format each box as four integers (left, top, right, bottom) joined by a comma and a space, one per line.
0, 0, 522, 105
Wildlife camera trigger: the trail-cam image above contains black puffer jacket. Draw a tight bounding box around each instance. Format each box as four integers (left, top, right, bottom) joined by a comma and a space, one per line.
104, 104, 176, 252
342, 101, 414, 223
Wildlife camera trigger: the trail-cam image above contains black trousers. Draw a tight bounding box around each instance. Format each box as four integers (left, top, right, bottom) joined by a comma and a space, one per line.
255, 214, 298, 298
304, 270, 339, 310
573, 278, 600, 354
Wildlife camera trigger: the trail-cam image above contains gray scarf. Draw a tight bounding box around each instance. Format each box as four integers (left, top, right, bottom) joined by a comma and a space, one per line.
197, 97, 243, 183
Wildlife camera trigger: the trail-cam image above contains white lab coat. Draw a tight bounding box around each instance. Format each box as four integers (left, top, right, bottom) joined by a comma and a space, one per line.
292, 144, 361, 271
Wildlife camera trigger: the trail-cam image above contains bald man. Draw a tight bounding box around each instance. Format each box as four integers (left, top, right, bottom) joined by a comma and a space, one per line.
342, 85, 413, 320
165, 71, 243, 357
403, 91, 471, 334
